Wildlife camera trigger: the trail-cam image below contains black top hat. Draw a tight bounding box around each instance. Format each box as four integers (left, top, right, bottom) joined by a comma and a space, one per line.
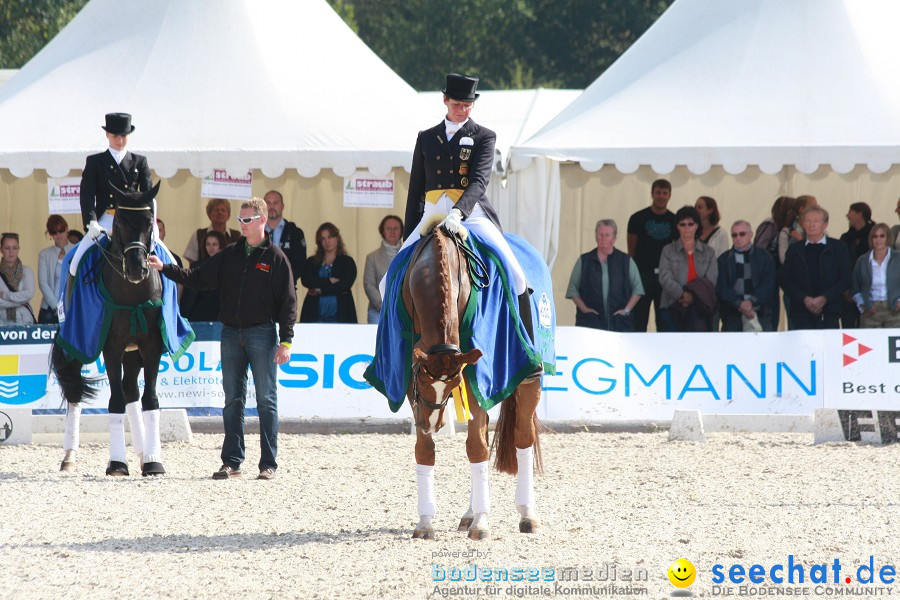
442, 73, 480, 102
102, 113, 135, 136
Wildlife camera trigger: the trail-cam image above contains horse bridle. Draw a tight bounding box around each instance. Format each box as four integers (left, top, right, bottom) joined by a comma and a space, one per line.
95, 205, 153, 282
411, 344, 463, 412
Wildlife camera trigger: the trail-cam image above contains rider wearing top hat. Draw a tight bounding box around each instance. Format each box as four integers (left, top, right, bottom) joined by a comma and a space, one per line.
71, 113, 173, 276
401, 73, 531, 317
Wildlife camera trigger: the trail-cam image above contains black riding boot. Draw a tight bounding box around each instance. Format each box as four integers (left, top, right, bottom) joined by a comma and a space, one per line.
517, 292, 543, 377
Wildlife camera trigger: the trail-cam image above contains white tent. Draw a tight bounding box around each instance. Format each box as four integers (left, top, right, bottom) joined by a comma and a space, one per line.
506, 0, 900, 325
0, 0, 428, 179
418, 89, 581, 172
511, 0, 900, 175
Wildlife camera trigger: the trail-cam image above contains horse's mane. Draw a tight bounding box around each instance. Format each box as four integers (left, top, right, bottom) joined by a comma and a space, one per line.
434, 230, 453, 335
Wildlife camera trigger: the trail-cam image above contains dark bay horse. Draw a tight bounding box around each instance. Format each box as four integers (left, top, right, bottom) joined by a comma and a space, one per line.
53, 183, 166, 476
404, 224, 543, 540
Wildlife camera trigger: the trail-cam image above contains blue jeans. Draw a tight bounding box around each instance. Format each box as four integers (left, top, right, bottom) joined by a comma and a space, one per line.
220, 324, 279, 471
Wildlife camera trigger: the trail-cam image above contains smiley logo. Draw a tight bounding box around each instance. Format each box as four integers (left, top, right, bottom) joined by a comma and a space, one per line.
667, 558, 696, 588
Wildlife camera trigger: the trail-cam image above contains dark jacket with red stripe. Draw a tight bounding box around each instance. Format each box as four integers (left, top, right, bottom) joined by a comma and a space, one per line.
160, 235, 296, 344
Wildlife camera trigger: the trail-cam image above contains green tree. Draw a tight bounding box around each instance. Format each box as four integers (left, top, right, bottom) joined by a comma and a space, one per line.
0, 0, 89, 68
330, 0, 672, 90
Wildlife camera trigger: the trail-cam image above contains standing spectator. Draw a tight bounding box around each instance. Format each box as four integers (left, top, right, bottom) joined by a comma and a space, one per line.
0, 233, 35, 324
300, 223, 357, 323
183, 198, 241, 265
263, 189, 306, 285
695, 196, 728, 258
179, 230, 225, 321
67, 230, 83, 246
658, 206, 718, 332
156, 218, 183, 267
781, 206, 851, 330
717, 220, 776, 332
627, 179, 677, 332
840, 202, 874, 264
149, 198, 296, 481
754, 196, 793, 260
363, 215, 403, 324
37, 215, 73, 323
892, 197, 900, 251
755, 196, 794, 331
839, 202, 874, 327
775, 197, 800, 266
850, 224, 900, 328
566, 219, 643, 331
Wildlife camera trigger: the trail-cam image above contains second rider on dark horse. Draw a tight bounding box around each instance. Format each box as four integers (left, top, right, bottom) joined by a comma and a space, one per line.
52, 182, 193, 476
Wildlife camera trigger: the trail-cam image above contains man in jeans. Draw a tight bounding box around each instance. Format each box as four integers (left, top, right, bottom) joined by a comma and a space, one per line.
149, 198, 296, 480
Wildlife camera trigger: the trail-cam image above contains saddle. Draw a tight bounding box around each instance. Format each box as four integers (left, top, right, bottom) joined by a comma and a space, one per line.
364, 230, 556, 413
56, 239, 195, 364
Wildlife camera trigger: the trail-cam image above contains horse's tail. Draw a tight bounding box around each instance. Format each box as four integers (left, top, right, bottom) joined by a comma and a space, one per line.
491, 381, 543, 476
50, 343, 100, 405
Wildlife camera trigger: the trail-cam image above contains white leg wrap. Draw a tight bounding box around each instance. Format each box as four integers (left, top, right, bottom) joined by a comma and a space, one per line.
108, 414, 127, 463
125, 402, 145, 461
515, 446, 535, 510
142, 409, 162, 463
470, 460, 491, 515
63, 402, 82, 452
416, 464, 436, 517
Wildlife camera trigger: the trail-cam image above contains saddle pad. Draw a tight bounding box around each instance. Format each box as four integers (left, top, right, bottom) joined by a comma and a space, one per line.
56, 237, 194, 364
364, 231, 555, 413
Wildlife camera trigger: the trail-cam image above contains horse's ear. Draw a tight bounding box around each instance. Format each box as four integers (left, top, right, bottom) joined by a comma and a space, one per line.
458, 348, 482, 366
413, 347, 428, 363
141, 181, 161, 204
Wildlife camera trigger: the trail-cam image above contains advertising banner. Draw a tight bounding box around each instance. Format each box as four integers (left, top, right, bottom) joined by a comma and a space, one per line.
200, 169, 253, 200
47, 177, 83, 215
4, 325, 898, 420
343, 171, 395, 208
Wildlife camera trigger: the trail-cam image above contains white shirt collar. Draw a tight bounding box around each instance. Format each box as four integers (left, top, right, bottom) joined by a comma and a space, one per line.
444, 117, 469, 140
108, 147, 126, 164
804, 236, 827, 245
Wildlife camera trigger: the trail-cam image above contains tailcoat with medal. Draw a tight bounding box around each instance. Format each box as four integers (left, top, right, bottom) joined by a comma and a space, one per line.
79, 150, 151, 228
404, 118, 499, 239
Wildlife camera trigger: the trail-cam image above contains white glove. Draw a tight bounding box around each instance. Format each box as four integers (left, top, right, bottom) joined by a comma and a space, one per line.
439, 208, 467, 240
86, 220, 106, 241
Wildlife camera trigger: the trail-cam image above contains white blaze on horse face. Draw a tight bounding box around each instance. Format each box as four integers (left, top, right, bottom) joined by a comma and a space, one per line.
425, 380, 449, 432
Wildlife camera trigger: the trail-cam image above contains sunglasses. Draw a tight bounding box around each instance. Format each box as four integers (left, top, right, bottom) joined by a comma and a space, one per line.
50, 228, 67, 235
731, 232, 750, 238
237, 215, 262, 224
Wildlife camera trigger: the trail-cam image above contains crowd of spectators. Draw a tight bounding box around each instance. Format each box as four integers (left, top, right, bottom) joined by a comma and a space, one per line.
571, 179, 900, 332
7, 184, 900, 330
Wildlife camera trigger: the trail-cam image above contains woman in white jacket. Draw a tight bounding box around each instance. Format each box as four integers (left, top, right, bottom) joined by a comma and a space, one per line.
37, 215, 74, 323
0, 232, 35, 324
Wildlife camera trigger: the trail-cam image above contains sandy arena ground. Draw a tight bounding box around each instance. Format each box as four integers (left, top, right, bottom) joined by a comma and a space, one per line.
2, 430, 900, 600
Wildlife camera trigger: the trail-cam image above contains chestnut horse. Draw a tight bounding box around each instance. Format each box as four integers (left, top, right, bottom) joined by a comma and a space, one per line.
404, 225, 543, 540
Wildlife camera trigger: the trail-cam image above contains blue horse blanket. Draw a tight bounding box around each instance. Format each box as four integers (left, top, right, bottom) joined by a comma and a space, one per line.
364, 231, 556, 412
56, 237, 195, 364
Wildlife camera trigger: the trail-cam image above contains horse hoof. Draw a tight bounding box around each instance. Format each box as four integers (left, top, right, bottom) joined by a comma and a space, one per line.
59, 460, 75, 473
467, 528, 489, 541
141, 462, 165, 477
519, 518, 541, 533
412, 527, 435, 540
457, 517, 473, 532
105, 461, 129, 477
